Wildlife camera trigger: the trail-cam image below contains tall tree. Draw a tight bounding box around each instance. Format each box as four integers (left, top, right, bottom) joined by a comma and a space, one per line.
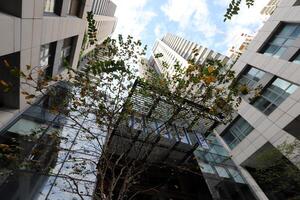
0, 13, 244, 200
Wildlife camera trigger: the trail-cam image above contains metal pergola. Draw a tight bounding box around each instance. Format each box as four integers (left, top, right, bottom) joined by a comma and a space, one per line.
108, 79, 221, 166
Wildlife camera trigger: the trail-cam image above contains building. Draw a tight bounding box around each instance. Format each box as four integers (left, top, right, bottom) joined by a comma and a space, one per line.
0, 0, 93, 132
260, 0, 280, 17
82, 0, 117, 56
215, 1, 300, 200
149, 33, 231, 74
102, 79, 257, 200
229, 33, 254, 62
0, 77, 257, 200
0, 83, 105, 200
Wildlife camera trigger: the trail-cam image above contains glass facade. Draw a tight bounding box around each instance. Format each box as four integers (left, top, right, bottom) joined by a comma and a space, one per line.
262, 23, 300, 58
128, 115, 214, 145
221, 116, 254, 149
239, 67, 265, 89
253, 78, 298, 115
195, 134, 254, 199
0, 85, 104, 200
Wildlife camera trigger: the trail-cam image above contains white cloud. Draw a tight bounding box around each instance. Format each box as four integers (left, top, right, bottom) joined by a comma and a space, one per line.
113, 0, 156, 39
161, 0, 219, 38
220, 0, 270, 55
154, 23, 167, 39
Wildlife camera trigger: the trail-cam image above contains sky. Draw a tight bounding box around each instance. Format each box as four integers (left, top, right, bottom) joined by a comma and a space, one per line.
112, 0, 270, 57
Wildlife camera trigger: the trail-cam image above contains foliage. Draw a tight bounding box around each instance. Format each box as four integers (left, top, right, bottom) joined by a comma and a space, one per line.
224, 0, 255, 21
11, 32, 244, 199
0, 13, 243, 200
147, 48, 242, 124
251, 141, 300, 195
87, 11, 98, 45
239, 84, 249, 95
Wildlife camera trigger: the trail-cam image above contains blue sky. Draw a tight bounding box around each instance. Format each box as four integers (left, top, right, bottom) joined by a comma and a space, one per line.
112, 0, 269, 56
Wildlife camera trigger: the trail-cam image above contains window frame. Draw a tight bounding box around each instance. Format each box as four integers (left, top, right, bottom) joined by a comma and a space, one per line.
252, 77, 298, 115
261, 23, 300, 58
291, 50, 300, 64
238, 66, 266, 89
40, 44, 50, 68
221, 116, 254, 149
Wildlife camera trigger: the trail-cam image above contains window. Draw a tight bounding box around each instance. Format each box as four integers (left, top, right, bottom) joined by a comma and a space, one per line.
253, 78, 298, 115
262, 24, 300, 58
7, 118, 47, 136
294, 0, 300, 6
44, 0, 56, 13
228, 168, 245, 183
40, 43, 55, 78
215, 166, 230, 178
239, 67, 265, 89
292, 52, 300, 64
130, 116, 144, 131
0, 52, 20, 109
221, 117, 254, 149
176, 127, 189, 144
59, 37, 74, 71
200, 163, 215, 174
283, 115, 300, 140
40, 44, 50, 68
68, 0, 82, 17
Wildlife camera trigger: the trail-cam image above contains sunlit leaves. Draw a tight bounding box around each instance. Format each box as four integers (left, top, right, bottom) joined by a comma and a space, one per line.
224, 0, 255, 21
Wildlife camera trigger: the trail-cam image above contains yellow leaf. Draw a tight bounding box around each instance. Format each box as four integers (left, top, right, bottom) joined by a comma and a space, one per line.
203, 76, 216, 84
207, 66, 215, 73
25, 94, 35, 99
0, 80, 9, 87
37, 69, 44, 76
3, 60, 10, 68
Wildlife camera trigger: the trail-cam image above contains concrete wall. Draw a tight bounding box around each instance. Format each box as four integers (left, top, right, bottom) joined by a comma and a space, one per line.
0, 0, 92, 131
216, 1, 300, 199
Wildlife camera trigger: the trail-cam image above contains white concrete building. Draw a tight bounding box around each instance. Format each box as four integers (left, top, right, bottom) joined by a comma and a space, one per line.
216, 1, 300, 199
229, 33, 254, 62
0, 0, 93, 131
261, 0, 280, 17
149, 33, 231, 74
82, 0, 117, 55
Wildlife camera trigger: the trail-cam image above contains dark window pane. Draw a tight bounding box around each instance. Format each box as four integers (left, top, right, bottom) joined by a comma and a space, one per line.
238, 67, 265, 90
264, 45, 279, 55
253, 97, 272, 112
264, 104, 277, 115
293, 52, 300, 64
278, 24, 298, 37
222, 117, 253, 149
262, 23, 300, 58
254, 78, 298, 115
284, 115, 300, 140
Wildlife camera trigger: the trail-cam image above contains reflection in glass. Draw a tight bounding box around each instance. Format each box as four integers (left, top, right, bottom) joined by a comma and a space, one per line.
253, 78, 298, 115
